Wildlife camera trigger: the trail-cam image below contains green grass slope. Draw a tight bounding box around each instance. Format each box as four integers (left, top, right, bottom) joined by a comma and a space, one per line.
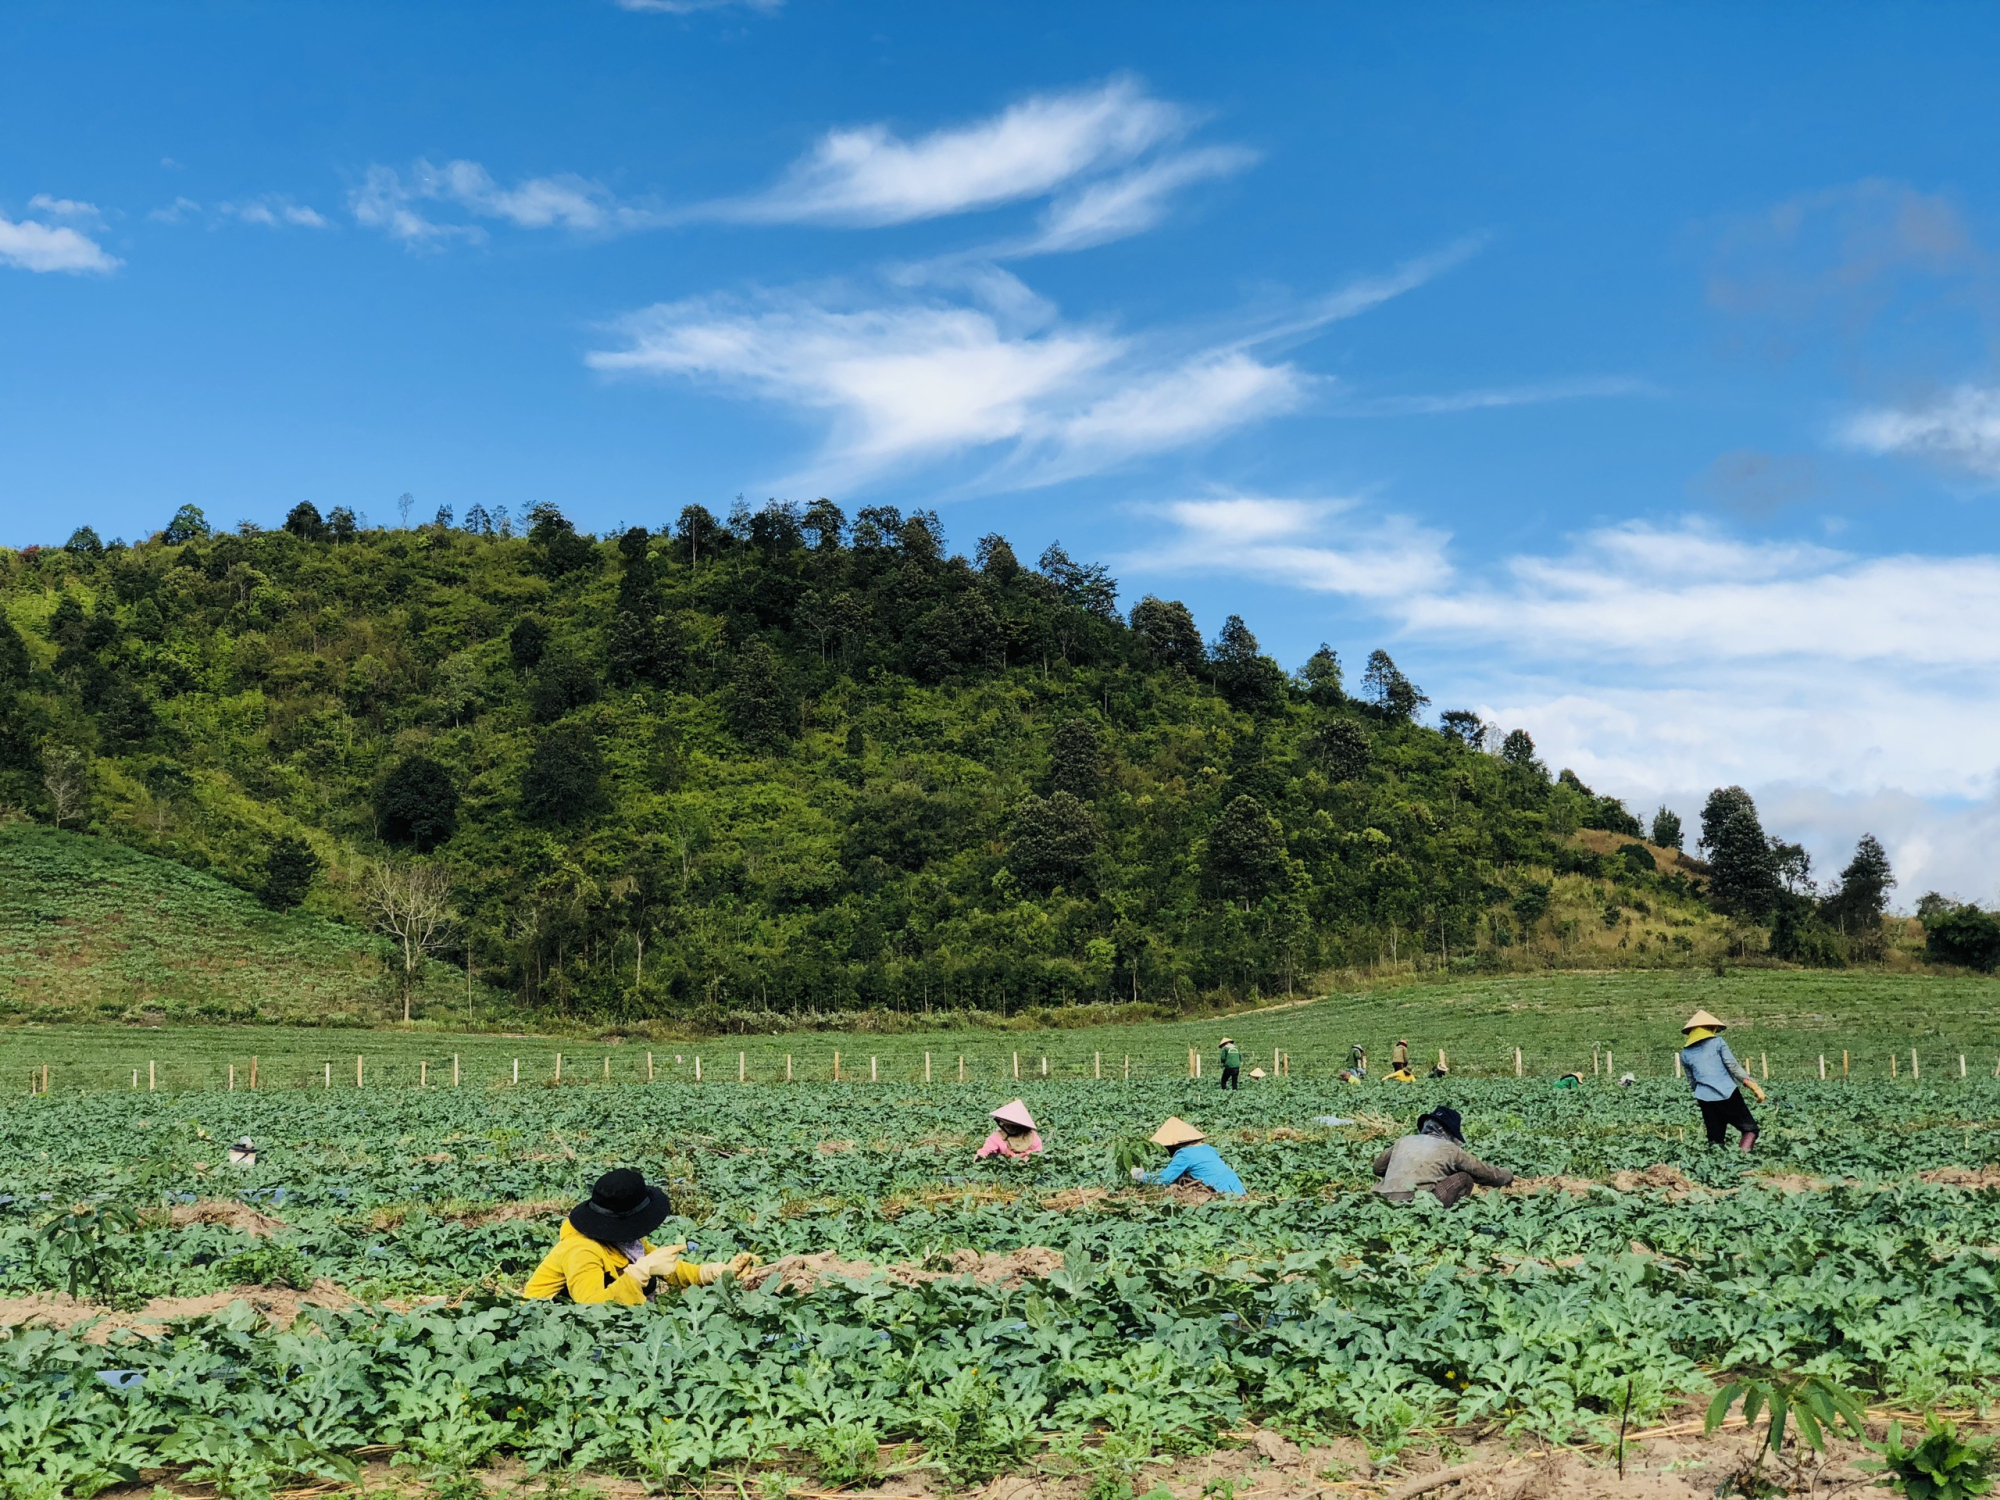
0, 821, 492, 1026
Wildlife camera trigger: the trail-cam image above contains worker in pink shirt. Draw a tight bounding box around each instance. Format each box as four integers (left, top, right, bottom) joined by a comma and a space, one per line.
975, 1099, 1044, 1159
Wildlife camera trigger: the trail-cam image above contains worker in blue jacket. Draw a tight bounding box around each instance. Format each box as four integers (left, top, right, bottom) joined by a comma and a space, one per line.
1131, 1116, 1246, 1195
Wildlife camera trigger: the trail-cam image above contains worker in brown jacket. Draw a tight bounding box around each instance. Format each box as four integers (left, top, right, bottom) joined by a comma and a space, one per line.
1371, 1106, 1514, 1208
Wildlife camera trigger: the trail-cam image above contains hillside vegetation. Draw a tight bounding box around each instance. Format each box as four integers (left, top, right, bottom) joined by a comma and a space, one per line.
0, 501, 1813, 1025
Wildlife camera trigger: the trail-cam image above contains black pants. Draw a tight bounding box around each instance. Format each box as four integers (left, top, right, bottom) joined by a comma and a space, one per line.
1219, 1066, 1240, 1090
1699, 1089, 1758, 1145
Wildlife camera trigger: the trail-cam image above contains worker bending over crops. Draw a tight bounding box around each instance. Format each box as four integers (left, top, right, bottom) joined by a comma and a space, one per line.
976, 1099, 1044, 1159
1133, 1117, 1246, 1195
523, 1168, 755, 1305
1372, 1106, 1514, 1208
1678, 1009, 1764, 1151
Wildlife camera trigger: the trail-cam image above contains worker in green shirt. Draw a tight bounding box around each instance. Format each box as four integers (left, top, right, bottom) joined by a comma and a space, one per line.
1218, 1036, 1242, 1090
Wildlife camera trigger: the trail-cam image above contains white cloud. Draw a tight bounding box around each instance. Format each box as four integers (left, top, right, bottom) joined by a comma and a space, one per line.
1842, 384, 2000, 480
709, 77, 1197, 229
1127, 496, 1452, 600
1014, 145, 1257, 254
1347, 375, 1654, 416
352, 159, 656, 245
27, 194, 102, 223
0, 211, 119, 274
222, 196, 330, 229
149, 196, 201, 225
588, 283, 1305, 487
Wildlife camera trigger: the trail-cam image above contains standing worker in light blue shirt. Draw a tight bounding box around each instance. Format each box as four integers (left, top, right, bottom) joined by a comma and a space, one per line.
1132, 1117, 1246, 1195
1678, 1008, 1766, 1151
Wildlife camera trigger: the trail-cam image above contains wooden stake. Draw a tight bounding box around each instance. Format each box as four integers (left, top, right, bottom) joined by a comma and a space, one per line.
1195, 1049, 1202, 1079
834, 1050, 841, 1081
357, 1055, 364, 1088
870, 1055, 878, 1082
1593, 1045, 1600, 1076
958, 1055, 965, 1082
1013, 1051, 1020, 1080
1819, 1055, 1826, 1080
513, 1058, 520, 1085
694, 1055, 702, 1082
150, 1060, 156, 1091
229, 1064, 235, 1091
1605, 1051, 1612, 1077
1959, 1052, 1966, 1078
1515, 1047, 1523, 1077
453, 1054, 460, 1087
1438, 1048, 1447, 1072
786, 1053, 792, 1081
1843, 1050, 1849, 1078
604, 1056, 610, 1082
1040, 1055, 1048, 1077
324, 1062, 331, 1088
1095, 1051, 1102, 1080
41, 1064, 49, 1094
1891, 1053, 1897, 1078
1760, 1052, 1768, 1080
1674, 1052, 1683, 1079
250, 1056, 258, 1090
421, 1061, 428, 1088
647, 1051, 655, 1082
555, 1053, 562, 1083
1123, 1054, 1130, 1080
1911, 1048, 1918, 1080
132, 1069, 138, 1089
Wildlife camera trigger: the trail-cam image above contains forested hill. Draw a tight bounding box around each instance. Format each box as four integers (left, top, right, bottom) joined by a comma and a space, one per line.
2, 499, 1720, 1024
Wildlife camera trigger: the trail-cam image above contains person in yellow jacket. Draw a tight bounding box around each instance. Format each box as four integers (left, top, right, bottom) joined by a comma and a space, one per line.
522, 1168, 755, 1305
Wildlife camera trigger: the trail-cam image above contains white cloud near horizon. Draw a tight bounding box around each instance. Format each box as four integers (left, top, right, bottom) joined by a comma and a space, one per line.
352, 159, 659, 245
1842, 384, 2000, 480
704, 77, 1251, 249
0, 207, 119, 274
1135, 500, 2000, 898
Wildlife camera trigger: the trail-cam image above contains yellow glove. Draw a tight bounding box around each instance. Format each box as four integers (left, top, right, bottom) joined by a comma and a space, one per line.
626, 1244, 686, 1282
696, 1252, 759, 1285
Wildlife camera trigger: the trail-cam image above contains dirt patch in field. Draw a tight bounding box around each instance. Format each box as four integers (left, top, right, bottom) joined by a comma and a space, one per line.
1747, 1170, 1827, 1193
745, 1245, 1067, 1294
1609, 1164, 1704, 1197
815, 1139, 855, 1154
1919, 1164, 2000, 1189
1041, 1186, 1113, 1211
1505, 1175, 1599, 1197
0, 1280, 357, 1340
164, 1199, 287, 1236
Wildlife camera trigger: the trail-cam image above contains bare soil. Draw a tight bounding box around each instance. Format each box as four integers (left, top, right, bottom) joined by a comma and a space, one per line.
743, 1245, 1068, 1294
163, 1198, 288, 1236
0, 1280, 357, 1340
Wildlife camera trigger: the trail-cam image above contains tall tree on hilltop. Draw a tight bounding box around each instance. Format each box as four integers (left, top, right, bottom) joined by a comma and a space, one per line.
1706, 798, 1779, 918
1699, 785, 1757, 852
1295, 644, 1344, 707
1129, 596, 1204, 671
1821, 834, 1895, 934
1210, 615, 1286, 712
1362, 649, 1428, 722
1047, 719, 1104, 801
1651, 807, 1683, 851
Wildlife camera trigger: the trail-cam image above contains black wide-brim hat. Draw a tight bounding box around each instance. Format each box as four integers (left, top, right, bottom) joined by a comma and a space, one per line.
569, 1167, 673, 1242
1417, 1105, 1464, 1143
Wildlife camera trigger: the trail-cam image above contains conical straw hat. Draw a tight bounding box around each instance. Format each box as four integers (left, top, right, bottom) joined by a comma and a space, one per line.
991, 1099, 1035, 1130
1682, 1009, 1726, 1032
1149, 1116, 1206, 1147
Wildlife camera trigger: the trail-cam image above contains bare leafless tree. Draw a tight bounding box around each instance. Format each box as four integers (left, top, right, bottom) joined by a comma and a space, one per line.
42, 746, 91, 828
366, 860, 457, 1024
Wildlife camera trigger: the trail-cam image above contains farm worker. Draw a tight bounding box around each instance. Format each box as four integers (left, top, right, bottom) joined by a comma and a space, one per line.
1554, 1072, 1583, 1089
1386, 1063, 1418, 1084
522, 1168, 755, 1305
1678, 1010, 1764, 1151
226, 1137, 256, 1167
976, 1099, 1044, 1159
1218, 1037, 1242, 1090
1372, 1106, 1515, 1208
1348, 1044, 1368, 1079
1392, 1038, 1410, 1071
1132, 1117, 1246, 1195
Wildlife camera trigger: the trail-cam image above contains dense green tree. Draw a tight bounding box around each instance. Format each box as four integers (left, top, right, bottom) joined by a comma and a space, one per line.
1922, 903, 2000, 971
65, 526, 104, 558
1698, 785, 1757, 852
1007, 791, 1097, 892
1650, 807, 1683, 850
1129, 596, 1203, 671
260, 834, 321, 910
162, 504, 210, 544
725, 641, 791, 748
1204, 795, 1288, 906
1047, 719, 1104, 801
1438, 710, 1485, 748
526, 504, 598, 579
528, 650, 599, 722
283, 503, 327, 542
1305, 718, 1370, 782
1821, 833, 1894, 933
1210, 616, 1285, 713
521, 723, 606, 824
375, 755, 459, 850
1295, 644, 1344, 707
1706, 802, 1778, 918
509, 617, 549, 671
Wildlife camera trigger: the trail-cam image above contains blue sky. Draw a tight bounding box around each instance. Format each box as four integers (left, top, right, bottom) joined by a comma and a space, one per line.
6, 2, 2000, 900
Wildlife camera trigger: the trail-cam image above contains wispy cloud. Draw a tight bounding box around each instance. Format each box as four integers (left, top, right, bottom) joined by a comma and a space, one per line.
351, 159, 659, 246
1343, 375, 1653, 416
705, 77, 1249, 248
0, 206, 119, 274
27, 194, 103, 223
1126, 496, 1452, 600
222, 195, 330, 229
1841, 384, 2000, 480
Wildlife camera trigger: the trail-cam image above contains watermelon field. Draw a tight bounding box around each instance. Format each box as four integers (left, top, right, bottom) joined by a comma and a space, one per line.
4, 1066, 2000, 1499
